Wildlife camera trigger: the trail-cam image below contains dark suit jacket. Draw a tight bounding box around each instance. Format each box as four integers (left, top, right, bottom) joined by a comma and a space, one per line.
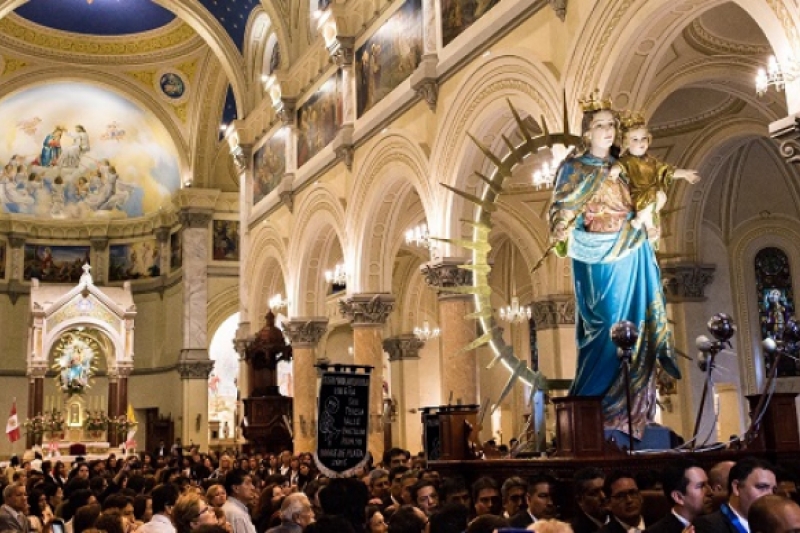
692, 511, 738, 533
571, 512, 605, 533
599, 517, 644, 533
508, 511, 534, 528
0, 505, 28, 533
645, 513, 686, 533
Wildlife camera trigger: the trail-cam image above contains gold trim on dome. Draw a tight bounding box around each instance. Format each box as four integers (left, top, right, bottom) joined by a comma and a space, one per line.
172, 102, 188, 123
125, 70, 157, 87
2, 57, 27, 77
175, 60, 198, 80
0, 15, 196, 56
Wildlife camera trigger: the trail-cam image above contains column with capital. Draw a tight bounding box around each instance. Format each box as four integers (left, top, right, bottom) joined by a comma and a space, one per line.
383, 335, 424, 448
421, 259, 478, 406
284, 318, 329, 453
178, 360, 215, 451
26, 365, 46, 448
661, 263, 716, 438
530, 295, 578, 380
90, 238, 108, 284
107, 369, 120, 447
8, 233, 25, 305
339, 294, 394, 458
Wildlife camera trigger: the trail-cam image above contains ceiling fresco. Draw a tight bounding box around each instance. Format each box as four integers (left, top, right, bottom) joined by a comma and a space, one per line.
14, 0, 260, 50
15, 0, 176, 35
0, 82, 181, 219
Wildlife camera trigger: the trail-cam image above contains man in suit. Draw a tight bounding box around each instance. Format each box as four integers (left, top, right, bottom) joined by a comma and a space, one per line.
693, 457, 777, 533
748, 494, 800, 533
646, 460, 712, 533
0, 482, 29, 533
509, 474, 557, 527
570, 467, 608, 533
599, 471, 645, 533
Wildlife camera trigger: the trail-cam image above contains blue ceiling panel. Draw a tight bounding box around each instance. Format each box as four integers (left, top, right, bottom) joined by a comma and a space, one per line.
15, 0, 176, 35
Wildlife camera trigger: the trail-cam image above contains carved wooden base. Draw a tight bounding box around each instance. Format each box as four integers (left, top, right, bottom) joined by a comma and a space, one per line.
745, 393, 800, 452
421, 404, 480, 461
553, 396, 610, 458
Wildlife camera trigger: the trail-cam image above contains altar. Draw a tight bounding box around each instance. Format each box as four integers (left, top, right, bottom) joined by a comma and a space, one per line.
25, 265, 137, 449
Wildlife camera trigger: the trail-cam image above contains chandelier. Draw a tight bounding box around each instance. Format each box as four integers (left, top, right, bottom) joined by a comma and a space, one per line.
756, 55, 800, 96
531, 144, 570, 189
324, 263, 347, 286
268, 293, 288, 311
499, 296, 532, 324
413, 320, 441, 342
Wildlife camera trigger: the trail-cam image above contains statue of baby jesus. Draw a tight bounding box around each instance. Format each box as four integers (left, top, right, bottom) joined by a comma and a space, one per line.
609, 112, 700, 249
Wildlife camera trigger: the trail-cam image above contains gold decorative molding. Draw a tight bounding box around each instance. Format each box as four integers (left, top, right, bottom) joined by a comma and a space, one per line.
0, 15, 197, 58
176, 60, 198, 80
684, 19, 770, 56
126, 70, 157, 88
172, 102, 189, 123
2, 57, 27, 76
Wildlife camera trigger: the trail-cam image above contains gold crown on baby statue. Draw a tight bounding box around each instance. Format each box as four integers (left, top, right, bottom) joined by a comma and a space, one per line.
619, 110, 646, 131
579, 89, 613, 113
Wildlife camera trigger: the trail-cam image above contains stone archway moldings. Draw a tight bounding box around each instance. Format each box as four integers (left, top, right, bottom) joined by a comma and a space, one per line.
729, 221, 800, 395
245, 227, 289, 322
0, 69, 191, 168
207, 285, 240, 343
290, 187, 347, 315
432, 54, 560, 195
665, 124, 764, 263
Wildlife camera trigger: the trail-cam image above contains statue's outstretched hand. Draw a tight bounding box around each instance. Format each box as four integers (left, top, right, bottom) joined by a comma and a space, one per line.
675, 169, 701, 184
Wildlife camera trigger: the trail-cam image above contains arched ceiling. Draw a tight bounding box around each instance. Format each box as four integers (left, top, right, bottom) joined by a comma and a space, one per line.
13, 0, 260, 50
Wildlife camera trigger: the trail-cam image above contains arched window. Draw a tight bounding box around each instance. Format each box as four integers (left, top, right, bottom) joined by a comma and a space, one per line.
755, 247, 796, 376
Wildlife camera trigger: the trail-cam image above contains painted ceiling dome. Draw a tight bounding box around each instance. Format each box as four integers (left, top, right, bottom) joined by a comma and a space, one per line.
14, 0, 176, 35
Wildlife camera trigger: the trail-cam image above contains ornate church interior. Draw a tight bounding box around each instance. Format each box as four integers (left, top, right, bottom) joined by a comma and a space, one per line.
0, 0, 798, 461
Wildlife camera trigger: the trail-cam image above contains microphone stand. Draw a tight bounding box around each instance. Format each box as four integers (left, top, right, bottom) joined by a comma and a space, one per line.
619, 345, 635, 454
690, 345, 720, 451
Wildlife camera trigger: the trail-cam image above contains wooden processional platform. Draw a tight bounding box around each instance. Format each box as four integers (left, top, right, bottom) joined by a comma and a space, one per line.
427, 394, 800, 486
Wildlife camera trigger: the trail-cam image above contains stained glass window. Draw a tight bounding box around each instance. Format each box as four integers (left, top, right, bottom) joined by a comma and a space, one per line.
755, 247, 797, 376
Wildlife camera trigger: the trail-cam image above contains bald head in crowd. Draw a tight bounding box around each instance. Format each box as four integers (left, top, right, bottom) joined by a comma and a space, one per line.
749, 494, 800, 533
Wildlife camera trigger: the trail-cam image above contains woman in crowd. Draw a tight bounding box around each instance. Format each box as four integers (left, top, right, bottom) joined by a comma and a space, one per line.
173, 493, 217, 533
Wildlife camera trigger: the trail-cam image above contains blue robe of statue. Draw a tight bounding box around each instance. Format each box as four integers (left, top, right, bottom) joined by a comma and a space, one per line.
550, 151, 680, 438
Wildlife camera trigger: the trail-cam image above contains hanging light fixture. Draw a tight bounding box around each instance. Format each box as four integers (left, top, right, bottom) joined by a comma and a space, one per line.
405, 223, 440, 258
324, 263, 347, 286
500, 296, 532, 323
531, 144, 569, 189
269, 293, 288, 311
413, 320, 441, 342
499, 245, 531, 324
756, 54, 800, 96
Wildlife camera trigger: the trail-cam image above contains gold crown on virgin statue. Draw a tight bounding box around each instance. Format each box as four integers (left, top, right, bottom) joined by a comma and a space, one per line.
579, 89, 613, 113
619, 110, 647, 131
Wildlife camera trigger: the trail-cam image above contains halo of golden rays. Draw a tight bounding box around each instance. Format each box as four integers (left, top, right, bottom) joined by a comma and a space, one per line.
436, 97, 581, 409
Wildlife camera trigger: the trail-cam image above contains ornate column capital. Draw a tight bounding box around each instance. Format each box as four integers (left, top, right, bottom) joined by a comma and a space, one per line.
662, 263, 716, 302
284, 317, 329, 348
8, 233, 25, 249
276, 98, 297, 126
421, 258, 473, 298
531, 295, 576, 329
27, 365, 47, 379
116, 364, 133, 378
155, 226, 171, 243
410, 55, 439, 112
328, 36, 354, 67
339, 293, 395, 326
549, 0, 567, 21
383, 334, 425, 361
770, 113, 800, 166
178, 360, 215, 380
90, 237, 109, 251
179, 208, 214, 228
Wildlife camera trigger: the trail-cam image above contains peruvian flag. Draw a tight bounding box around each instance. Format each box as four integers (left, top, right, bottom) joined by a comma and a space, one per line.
6, 402, 20, 443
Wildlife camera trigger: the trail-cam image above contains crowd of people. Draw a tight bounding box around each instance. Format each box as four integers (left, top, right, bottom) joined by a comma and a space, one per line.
0, 446, 798, 533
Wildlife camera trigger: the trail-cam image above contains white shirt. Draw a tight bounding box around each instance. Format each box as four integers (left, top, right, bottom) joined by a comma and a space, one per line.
614, 516, 645, 533
731, 505, 750, 533
671, 509, 690, 527
222, 498, 256, 533
137, 515, 176, 533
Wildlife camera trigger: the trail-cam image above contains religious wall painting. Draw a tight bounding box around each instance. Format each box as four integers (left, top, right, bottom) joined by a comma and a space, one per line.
356, 0, 423, 118
0, 82, 181, 220
108, 240, 161, 281
24, 244, 90, 283
170, 231, 182, 270
297, 72, 343, 168
212, 220, 240, 262
159, 73, 185, 99
441, 0, 501, 46
253, 133, 286, 206
755, 246, 797, 376
0, 241, 6, 280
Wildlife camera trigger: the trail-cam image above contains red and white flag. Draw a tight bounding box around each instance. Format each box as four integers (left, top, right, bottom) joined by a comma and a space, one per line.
6, 401, 20, 443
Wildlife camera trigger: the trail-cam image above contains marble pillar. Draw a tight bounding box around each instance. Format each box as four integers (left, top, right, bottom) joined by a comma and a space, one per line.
662, 263, 716, 438
383, 335, 424, 449
90, 238, 109, 284
284, 318, 329, 452
179, 361, 215, 451
339, 294, 395, 459
421, 259, 478, 405
179, 208, 213, 351
530, 295, 577, 381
